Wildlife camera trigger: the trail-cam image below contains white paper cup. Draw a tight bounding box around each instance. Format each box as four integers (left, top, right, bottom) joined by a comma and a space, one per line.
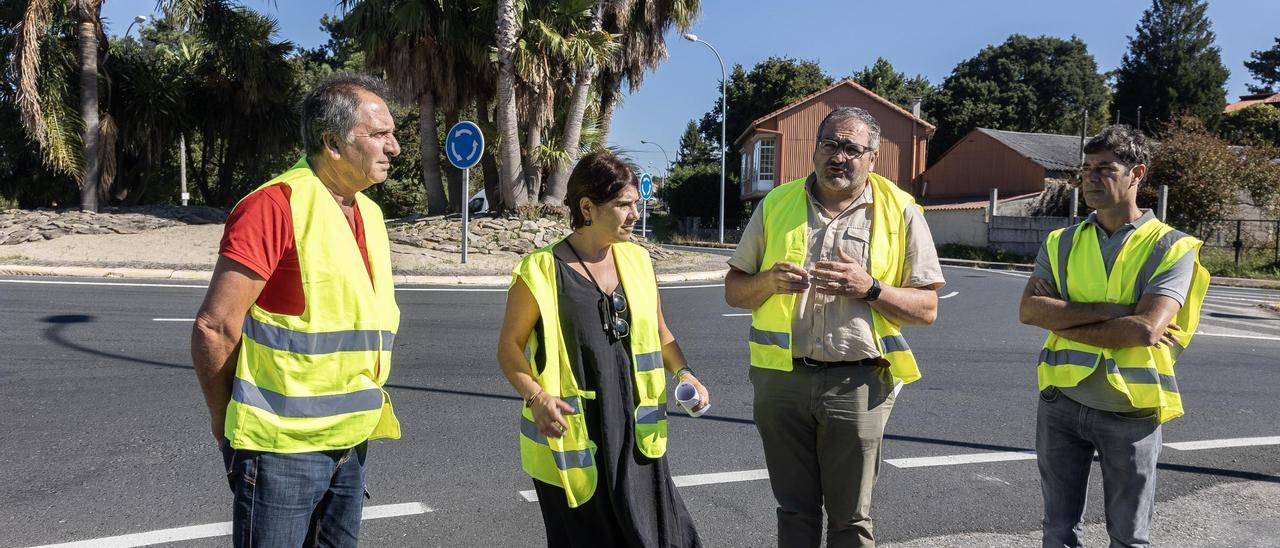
674, 381, 709, 417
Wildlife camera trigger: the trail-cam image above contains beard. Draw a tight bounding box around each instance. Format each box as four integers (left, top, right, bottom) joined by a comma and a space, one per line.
815, 166, 861, 192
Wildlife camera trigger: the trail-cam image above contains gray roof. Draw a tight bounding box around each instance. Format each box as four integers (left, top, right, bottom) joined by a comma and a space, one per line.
977, 128, 1082, 172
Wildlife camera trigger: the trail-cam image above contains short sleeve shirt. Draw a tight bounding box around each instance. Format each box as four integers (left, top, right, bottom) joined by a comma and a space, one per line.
729, 180, 946, 362
219, 183, 372, 316
1030, 209, 1194, 412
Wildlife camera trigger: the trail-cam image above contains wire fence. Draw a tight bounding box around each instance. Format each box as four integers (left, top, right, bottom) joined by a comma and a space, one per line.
1195, 219, 1280, 266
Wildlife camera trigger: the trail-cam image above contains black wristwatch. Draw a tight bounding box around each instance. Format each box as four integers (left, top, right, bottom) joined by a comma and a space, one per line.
862, 278, 882, 301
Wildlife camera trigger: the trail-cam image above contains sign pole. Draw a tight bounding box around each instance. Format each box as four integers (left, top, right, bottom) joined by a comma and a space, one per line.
445, 121, 484, 265
461, 169, 470, 263
641, 200, 647, 239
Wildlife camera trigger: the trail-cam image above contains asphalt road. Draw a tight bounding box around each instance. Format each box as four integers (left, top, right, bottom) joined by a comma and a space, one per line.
2, 267, 1278, 547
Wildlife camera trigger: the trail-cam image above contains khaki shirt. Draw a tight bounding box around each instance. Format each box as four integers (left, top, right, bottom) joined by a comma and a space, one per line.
729, 180, 946, 362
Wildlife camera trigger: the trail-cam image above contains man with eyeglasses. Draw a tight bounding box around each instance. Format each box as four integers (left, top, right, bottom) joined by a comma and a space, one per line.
725, 106, 945, 547
1019, 125, 1208, 547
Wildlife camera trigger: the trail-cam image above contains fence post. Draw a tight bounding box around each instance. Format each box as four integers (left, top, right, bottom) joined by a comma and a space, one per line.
1234, 220, 1243, 266
1069, 187, 1079, 221
989, 188, 999, 219
1274, 220, 1279, 264
1157, 185, 1168, 221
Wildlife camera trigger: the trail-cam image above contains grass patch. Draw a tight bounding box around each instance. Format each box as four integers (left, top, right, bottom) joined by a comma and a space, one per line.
1199, 247, 1280, 280
937, 243, 1034, 264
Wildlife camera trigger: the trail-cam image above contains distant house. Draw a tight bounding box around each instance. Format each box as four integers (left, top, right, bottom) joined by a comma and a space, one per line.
734, 79, 935, 200
922, 128, 1081, 200
1225, 91, 1280, 113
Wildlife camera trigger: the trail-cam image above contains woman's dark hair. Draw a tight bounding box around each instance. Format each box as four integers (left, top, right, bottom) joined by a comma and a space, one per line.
565, 151, 637, 229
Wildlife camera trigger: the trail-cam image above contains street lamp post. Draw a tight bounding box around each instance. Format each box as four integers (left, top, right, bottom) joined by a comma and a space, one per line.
683, 33, 726, 244
638, 140, 671, 175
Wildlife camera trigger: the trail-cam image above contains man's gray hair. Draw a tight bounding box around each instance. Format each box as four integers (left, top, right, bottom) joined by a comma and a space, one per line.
1083, 125, 1151, 167
816, 106, 881, 150
301, 73, 392, 156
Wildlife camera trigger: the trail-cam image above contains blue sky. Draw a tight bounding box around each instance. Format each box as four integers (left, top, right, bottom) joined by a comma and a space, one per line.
102, 0, 1280, 176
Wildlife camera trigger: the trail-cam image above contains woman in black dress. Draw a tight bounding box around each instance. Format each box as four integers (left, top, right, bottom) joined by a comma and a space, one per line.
498, 151, 709, 548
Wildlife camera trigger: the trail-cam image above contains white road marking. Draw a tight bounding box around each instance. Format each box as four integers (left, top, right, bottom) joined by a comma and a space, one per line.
28, 502, 433, 548
1196, 331, 1280, 341
513, 432, 1280, 502
885, 451, 1038, 469
0, 279, 204, 289
151, 318, 193, 322
939, 291, 959, 299
672, 468, 771, 487
722, 313, 751, 317
396, 287, 506, 292
941, 265, 1030, 278
1165, 436, 1280, 451
519, 469, 771, 502
0, 278, 724, 292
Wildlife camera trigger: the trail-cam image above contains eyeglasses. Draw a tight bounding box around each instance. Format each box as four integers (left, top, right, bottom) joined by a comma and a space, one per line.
599, 291, 630, 340
817, 139, 874, 160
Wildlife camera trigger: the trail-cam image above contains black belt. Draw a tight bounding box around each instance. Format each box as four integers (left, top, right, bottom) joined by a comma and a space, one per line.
793, 357, 880, 368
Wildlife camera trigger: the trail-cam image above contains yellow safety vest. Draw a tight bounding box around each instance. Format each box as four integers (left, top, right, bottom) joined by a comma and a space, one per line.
224, 157, 402, 452
751, 174, 923, 384
511, 240, 668, 508
1039, 218, 1209, 423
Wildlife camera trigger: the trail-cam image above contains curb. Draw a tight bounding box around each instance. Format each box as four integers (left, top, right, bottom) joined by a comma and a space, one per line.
0, 263, 728, 287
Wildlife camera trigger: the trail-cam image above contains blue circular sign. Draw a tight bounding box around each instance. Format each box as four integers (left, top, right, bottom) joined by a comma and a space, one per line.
445, 121, 484, 169
639, 173, 653, 200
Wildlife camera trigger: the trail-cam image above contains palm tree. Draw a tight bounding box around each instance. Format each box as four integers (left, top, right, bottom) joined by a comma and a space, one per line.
16, 0, 107, 212
494, 0, 525, 208
539, 0, 612, 206
595, 0, 698, 144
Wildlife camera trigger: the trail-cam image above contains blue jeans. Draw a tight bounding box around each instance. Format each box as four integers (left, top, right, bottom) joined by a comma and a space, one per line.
220, 440, 369, 548
1036, 387, 1162, 548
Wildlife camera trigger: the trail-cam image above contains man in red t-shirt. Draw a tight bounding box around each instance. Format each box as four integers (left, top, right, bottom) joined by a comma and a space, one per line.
191, 73, 401, 548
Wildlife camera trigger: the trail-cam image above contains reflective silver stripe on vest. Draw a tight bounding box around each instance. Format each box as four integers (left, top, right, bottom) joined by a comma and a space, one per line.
243, 316, 394, 354
880, 334, 910, 353
1134, 229, 1187, 298
1168, 341, 1185, 361
519, 416, 594, 470
562, 396, 581, 414
1055, 224, 1080, 302
636, 405, 667, 424
750, 327, 790, 349
1039, 348, 1101, 367
1116, 367, 1180, 394
635, 351, 663, 372
232, 378, 383, 418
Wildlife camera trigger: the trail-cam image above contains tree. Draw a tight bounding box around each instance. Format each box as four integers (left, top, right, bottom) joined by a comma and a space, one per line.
696, 57, 831, 190
15, 0, 107, 212
595, 0, 698, 145
1112, 0, 1228, 133
850, 57, 934, 118
494, 0, 525, 208
1244, 37, 1280, 93
1144, 117, 1279, 231
1220, 104, 1280, 146
930, 34, 1111, 161
341, 0, 490, 215
539, 0, 613, 206
675, 120, 711, 166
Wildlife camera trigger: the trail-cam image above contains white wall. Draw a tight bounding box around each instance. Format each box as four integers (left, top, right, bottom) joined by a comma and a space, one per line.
924, 209, 988, 247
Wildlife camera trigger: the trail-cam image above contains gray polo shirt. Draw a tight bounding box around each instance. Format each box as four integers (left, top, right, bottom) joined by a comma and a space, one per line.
1031, 209, 1195, 412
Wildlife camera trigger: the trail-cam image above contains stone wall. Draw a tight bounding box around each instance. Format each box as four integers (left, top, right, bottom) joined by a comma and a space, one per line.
1, 206, 227, 245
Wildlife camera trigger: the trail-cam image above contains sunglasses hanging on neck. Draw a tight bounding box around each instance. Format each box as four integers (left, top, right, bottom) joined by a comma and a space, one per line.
565, 239, 630, 341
